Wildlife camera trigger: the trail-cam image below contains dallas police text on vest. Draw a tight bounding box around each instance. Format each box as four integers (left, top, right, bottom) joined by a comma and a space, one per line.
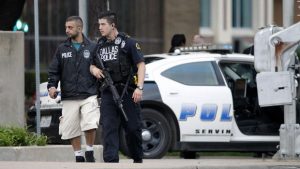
99, 46, 118, 61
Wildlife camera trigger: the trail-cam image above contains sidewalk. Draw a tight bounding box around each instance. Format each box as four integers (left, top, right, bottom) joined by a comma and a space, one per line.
0, 158, 299, 169
0, 145, 299, 169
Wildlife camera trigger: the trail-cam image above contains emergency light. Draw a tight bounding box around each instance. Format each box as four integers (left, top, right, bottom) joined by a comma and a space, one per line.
175, 44, 233, 54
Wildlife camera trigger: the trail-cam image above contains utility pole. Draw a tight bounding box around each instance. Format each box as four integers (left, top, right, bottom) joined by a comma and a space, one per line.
78, 0, 88, 144
279, 0, 299, 160
34, 0, 41, 135
283, 0, 294, 28
107, 0, 110, 11
78, 0, 88, 35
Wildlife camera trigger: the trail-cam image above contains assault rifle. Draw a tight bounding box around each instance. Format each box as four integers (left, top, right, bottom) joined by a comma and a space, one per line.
96, 52, 129, 121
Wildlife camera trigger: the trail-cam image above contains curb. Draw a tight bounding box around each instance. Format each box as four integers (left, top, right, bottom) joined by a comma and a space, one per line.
0, 145, 103, 162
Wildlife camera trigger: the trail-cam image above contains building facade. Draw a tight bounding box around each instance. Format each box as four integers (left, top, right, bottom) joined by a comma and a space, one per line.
21, 0, 300, 71
198, 0, 300, 52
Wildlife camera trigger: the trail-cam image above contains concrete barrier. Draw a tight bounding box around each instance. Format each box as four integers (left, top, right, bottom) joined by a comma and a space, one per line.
0, 31, 24, 127
0, 145, 103, 162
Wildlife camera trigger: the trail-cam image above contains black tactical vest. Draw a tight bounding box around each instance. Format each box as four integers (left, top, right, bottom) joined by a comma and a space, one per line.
98, 34, 133, 83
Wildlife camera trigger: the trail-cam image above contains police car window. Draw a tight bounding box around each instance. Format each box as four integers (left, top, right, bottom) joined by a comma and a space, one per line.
161, 61, 219, 86
220, 62, 256, 88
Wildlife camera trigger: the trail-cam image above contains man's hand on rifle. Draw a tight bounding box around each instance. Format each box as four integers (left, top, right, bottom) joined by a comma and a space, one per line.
90, 65, 105, 79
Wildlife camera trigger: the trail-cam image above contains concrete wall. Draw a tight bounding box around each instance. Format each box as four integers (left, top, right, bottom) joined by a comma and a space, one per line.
0, 31, 25, 127
164, 0, 200, 52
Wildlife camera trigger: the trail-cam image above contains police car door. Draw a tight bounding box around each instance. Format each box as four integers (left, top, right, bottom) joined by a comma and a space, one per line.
157, 58, 234, 142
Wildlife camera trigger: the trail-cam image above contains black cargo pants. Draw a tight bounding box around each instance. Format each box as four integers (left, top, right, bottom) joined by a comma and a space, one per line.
100, 89, 143, 162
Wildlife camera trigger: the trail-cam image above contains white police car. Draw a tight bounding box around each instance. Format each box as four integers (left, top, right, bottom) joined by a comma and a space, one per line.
26, 82, 64, 143
120, 45, 286, 159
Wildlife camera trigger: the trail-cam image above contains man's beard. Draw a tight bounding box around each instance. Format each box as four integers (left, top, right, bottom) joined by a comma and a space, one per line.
67, 32, 79, 40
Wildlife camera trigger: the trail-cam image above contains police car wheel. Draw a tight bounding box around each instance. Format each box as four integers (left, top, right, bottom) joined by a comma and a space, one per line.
119, 108, 172, 159
141, 108, 172, 158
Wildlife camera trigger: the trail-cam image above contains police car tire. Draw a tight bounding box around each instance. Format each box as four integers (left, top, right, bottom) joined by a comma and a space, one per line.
119, 108, 172, 159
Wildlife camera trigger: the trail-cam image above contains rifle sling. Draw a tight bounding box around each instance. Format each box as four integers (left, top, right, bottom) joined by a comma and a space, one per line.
120, 69, 133, 100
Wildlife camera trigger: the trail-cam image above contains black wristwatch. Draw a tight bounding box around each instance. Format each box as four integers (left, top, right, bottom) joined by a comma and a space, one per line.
137, 86, 143, 90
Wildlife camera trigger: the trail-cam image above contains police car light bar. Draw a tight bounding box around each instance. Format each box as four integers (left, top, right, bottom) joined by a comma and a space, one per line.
175, 44, 233, 54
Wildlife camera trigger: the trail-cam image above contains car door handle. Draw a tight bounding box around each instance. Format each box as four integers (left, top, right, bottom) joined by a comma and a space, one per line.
169, 92, 178, 95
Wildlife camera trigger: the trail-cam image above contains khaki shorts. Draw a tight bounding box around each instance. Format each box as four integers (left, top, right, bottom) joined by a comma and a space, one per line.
59, 95, 100, 140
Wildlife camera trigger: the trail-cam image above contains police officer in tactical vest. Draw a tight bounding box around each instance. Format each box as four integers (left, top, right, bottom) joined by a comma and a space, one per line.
90, 11, 145, 163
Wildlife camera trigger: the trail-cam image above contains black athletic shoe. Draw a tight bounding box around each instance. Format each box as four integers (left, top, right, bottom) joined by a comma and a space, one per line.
85, 151, 95, 162
75, 156, 85, 162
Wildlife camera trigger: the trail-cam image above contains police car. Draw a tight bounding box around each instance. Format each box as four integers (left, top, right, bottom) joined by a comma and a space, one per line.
27, 45, 285, 158
26, 82, 64, 144
120, 45, 286, 159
